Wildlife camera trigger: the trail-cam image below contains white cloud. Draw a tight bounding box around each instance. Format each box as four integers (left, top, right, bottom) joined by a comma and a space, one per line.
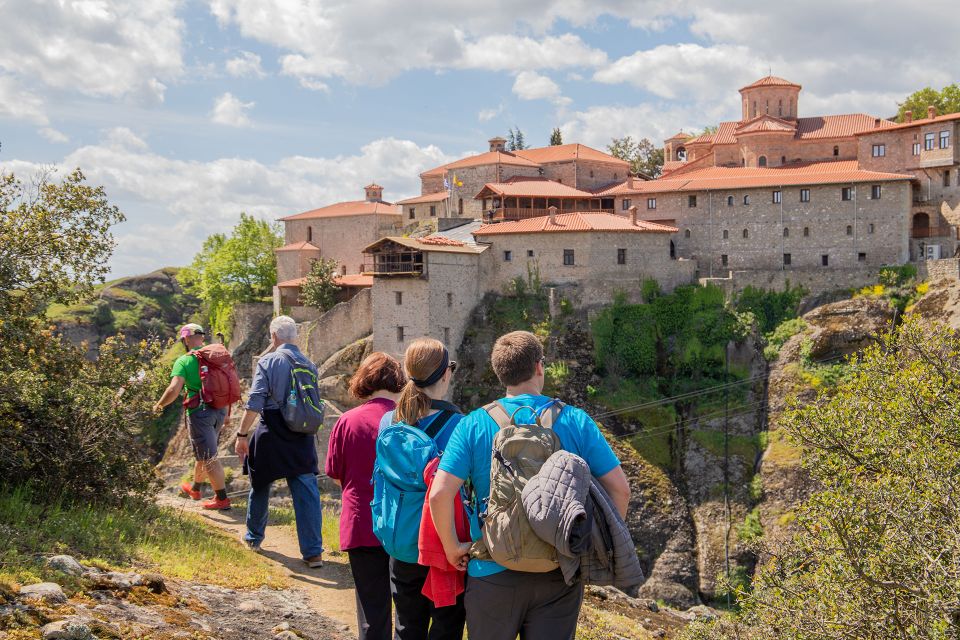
211, 93, 255, 127
478, 105, 504, 122
225, 51, 267, 78
512, 71, 571, 107
0, 75, 47, 124
460, 34, 607, 73
0, 133, 455, 276
0, 0, 183, 103
38, 128, 69, 144
560, 103, 718, 150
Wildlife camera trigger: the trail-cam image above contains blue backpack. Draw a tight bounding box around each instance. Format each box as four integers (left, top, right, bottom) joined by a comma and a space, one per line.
371, 403, 459, 563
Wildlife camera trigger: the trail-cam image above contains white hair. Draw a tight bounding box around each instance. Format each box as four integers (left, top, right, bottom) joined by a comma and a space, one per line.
270, 315, 298, 343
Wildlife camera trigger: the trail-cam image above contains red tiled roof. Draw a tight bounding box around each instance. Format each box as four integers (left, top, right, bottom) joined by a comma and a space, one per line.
514, 143, 628, 166
599, 161, 912, 194
475, 178, 595, 199
665, 131, 691, 141
420, 235, 466, 246
855, 111, 960, 133
422, 151, 541, 177
280, 200, 400, 221
396, 190, 449, 205
735, 115, 797, 135
795, 114, 896, 139
685, 133, 715, 145
276, 241, 320, 252
365, 182, 383, 189
661, 160, 685, 174
658, 151, 716, 178
277, 277, 305, 287
472, 212, 677, 236
740, 75, 801, 91
277, 275, 372, 288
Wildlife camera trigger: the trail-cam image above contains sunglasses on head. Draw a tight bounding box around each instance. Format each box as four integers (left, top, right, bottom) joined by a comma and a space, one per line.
449, 360, 457, 373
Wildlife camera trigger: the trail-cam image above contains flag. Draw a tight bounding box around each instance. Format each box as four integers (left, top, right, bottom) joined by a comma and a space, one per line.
453, 173, 463, 188
443, 176, 450, 189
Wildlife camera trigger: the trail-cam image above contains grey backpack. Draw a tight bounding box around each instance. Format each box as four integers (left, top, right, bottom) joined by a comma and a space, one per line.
278, 351, 326, 435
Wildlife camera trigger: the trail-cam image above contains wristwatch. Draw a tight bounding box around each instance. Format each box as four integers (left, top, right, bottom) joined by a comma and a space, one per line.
236, 433, 248, 439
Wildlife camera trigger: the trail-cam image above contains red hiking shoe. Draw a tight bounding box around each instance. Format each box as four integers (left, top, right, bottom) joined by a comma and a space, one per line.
202, 497, 232, 510
180, 481, 202, 500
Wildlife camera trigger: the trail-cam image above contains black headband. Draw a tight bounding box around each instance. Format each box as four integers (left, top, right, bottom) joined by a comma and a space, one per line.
411, 349, 449, 388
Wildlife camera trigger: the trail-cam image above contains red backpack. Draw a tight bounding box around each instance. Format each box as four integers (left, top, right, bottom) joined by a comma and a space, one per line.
188, 344, 242, 410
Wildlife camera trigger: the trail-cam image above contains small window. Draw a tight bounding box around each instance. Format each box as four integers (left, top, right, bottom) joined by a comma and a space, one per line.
872, 143, 886, 157
563, 249, 575, 266
925, 132, 935, 150
772, 190, 781, 203
684, 229, 691, 239
781, 155, 786, 165
743, 194, 750, 205
688, 195, 698, 208
527, 249, 534, 257
913, 142, 921, 156
589, 170, 594, 178
868, 223, 875, 234
446, 292, 453, 307
503, 250, 512, 262
396, 326, 404, 342
944, 171, 951, 187
821, 254, 829, 267
307, 226, 313, 242
726, 195, 734, 206
783, 253, 791, 266
443, 327, 450, 344
617, 248, 626, 265
940, 130, 951, 149
409, 207, 416, 220
833, 145, 839, 157
622, 199, 632, 211
783, 227, 789, 238
871, 184, 882, 199
800, 188, 810, 202
721, 254, 728, 266
723, 229, 729, 239
758, 155, 767, 167
846, 225, 853, 236
858, 252, 866, 263
804, 226, 810, 237
647, 197, 657, 210
841, 187, 852, 201
430, 205, 436, 217
395, 291, 403, 305
742, 229, 749, 239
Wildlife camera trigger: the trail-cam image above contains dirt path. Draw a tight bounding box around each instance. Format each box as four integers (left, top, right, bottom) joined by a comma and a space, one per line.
158, 488, 360, 636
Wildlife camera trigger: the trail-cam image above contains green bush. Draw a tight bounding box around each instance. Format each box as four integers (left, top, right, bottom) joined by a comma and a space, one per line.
735, 283, 807, 334
736, 507, 764, 544
763, 317, 807, 361
878, 263, 917, 287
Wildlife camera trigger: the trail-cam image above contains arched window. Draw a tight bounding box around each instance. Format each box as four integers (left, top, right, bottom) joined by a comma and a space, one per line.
833, 145, 839, 157
723, 229, 729, 239
846, 225, 853, 236
743, 229, 749, 239
783, 227, 789, 238
743, 194, 751, 205
307, 226, 312, 242
759, 156, 767, 167
684, 229, 691, 238
727, 195, 734, 206
913, 212, 931, 233
803, 226, 810, 237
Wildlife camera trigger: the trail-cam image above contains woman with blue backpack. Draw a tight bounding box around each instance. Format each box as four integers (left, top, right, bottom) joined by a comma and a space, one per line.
372, 338, 466, 640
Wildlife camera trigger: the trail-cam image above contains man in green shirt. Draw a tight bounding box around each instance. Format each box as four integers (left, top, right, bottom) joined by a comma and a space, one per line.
154, 323, 230, 510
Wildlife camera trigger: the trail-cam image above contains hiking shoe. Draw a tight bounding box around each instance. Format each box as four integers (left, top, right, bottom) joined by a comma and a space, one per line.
304, 555, 323, 569
202, 497, 232, 510
179, 481, 202, 500
241, 534, 261, 552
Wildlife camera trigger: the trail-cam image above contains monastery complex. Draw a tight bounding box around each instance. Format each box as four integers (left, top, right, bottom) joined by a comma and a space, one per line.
273, 75, 960, 358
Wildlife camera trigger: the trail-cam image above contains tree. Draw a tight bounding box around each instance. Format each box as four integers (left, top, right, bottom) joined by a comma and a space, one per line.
508, 127, 527, 151
299, 257, 340, 313
179, 213, 282, 336
549, 128, 563, 146
683, 317, 960, 640
897, 84, 960, 122
607, 136, 665, 178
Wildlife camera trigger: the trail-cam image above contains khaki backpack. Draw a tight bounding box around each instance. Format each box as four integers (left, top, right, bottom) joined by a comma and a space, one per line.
472, 400, 565, 573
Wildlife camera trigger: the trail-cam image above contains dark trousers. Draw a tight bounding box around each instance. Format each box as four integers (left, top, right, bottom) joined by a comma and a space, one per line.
348, 547, 393, 640
389, 557, 465, 640
464, 569, 584, 640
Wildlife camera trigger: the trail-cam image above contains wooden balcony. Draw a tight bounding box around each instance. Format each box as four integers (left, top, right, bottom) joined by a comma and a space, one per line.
487, 207, 615, 222
362, 251, 424, 276
911, 226, 955, 239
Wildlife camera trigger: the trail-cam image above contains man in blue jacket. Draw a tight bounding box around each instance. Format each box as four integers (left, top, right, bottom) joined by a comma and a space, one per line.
428, 330, 630, 640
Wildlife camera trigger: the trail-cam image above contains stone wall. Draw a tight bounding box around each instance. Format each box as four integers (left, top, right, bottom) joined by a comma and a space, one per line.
447, 164, 541, 218
700, 266, 879, 296
918, 257, 960, 282
276, 245, 320, 283
283, 214, 402, 276
297, 288, 373, 365
540, 159, 628, 190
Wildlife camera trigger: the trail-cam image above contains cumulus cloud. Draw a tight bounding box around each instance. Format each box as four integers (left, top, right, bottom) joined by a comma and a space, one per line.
0, 133, 455, 276
478, 105, 505, 122
0, 75, 47, 124
225, 51, 267, 78
512, 71, 571, 107
559, 102, 719, 150
211, 93, 255, 127
38, 128, 69, 144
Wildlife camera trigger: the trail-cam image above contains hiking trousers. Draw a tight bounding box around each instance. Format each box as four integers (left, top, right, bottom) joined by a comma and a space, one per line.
464, 568, 584, 640
389, 557, 465, 640
347, 546, 392, 640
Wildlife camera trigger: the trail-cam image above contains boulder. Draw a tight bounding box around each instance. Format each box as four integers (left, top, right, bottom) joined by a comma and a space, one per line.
46, 555, 85, 577
802, 297, 894, 361
20, 582, 67, 604
41, 620, 96, 640
84, 571, 143, 591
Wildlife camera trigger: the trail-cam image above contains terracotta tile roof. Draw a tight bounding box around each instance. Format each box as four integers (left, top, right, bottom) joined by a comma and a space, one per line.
661, 160, 686, 174
472, 212, 677, 236
363, 236, 487, 255
396, 190, 449, 205
423, 151, 541, 177
599, 161, 912, 194
665, 131, 691, 141
712, 121, 738, 145
277, 275, 372, 288
735, 115, 797, 135
513, 143, 628, 166
685, 133, 715, 145
280, 200, 400, 221
740, 75, 801, 91
365, 182, 383, 189
658, 151, 716, 178
420, 235, 465, 247
474, 178, 595, 199
796, 114, 895, 139
855, 111, 960, 133
276, 277, 305, 287
276, 241, 320, 252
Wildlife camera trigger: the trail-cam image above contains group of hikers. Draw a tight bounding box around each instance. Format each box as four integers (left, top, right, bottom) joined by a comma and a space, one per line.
155, 316, 642, 640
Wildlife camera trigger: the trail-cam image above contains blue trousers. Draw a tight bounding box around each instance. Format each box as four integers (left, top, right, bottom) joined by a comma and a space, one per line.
244, 472, 324, 559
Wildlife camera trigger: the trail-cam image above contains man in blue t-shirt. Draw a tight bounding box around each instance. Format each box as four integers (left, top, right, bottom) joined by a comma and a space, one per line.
429, 331, 630, 640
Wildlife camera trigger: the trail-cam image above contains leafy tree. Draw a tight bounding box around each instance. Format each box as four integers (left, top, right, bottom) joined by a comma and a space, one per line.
683, 317, 960, 640
0, 169, 163, 506
507, 127, 526, 151
179, 213, 282, 336
549, 128, 563, 146
734, 283, 807, 334
897, 84, 960, 122
299, 257, 340, 313
607, 135, 664, 178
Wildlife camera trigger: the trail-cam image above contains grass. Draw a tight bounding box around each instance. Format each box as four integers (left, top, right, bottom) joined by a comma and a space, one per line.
690, 429, 768, 462
231, 502, 342, 552
762, 428, 802, 466
0, 488, 285, 592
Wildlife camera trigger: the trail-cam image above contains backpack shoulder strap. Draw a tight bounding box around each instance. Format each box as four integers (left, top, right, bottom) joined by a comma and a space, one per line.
536, 399, 566, 429
482, 401, 512, 431
423, 410, 455, 440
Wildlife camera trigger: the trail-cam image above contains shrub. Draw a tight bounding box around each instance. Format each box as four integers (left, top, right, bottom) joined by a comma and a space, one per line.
734, 283, 807, 334
878, 263, 917, 287
762, 317, 807, 361
299, 257, 340, 312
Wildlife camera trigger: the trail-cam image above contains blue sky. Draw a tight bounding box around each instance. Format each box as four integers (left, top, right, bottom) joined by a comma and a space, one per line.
1, 0, 956, 276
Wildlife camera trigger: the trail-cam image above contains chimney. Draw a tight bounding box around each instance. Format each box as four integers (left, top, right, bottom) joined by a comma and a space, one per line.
629, 205, 638, 226
628, 175, 635, 189
874, 118, 881, 128
928, 105, 937, 120
489, 136, 507, 152
364, 183, 384, 202
548, 206, 557, 225
904, 110, 913, 123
